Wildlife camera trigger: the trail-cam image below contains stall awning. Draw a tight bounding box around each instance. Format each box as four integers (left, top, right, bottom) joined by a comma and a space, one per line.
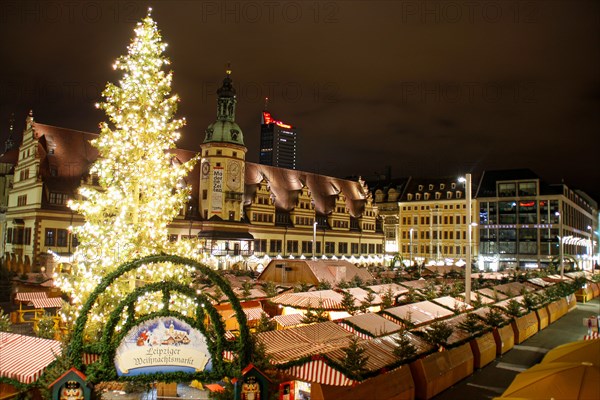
0, 333, 62, 384
284, 359, 356, 386
197, 230, 254, 241
15, 292, 47, 303
243, 308, 265, 322
28, 297, 64, 309
272, 313, 305, 328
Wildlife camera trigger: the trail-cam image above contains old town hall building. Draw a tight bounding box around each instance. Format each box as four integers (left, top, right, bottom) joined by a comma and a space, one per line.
1, 71, 383, 274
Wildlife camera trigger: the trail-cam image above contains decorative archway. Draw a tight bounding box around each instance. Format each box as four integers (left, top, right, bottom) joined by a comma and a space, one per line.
69, 254, 251, 383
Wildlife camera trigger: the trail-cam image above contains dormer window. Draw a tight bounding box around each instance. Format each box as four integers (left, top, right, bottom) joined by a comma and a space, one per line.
415, 193, 421, 201
456, 191, 462, 199
424, 193, 430, 200
435, 192, 441, 200
418, 185, 424, 191
447, 192, 452, 199
429, 184, 434, 190
440, 184, 445, 190
451, 183, 456, 189
407, 194, 413, 201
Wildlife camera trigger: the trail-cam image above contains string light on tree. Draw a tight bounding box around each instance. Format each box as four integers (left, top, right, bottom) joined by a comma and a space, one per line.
56, 9, 198, 336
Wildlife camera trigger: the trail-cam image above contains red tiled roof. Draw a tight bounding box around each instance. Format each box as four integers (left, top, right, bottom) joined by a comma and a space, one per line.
18, 121, 375, 221
0, 148, 18, 166
245, 162, 370, 216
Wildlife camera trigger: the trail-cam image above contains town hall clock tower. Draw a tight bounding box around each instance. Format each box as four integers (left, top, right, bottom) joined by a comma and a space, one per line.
199, 68, 247, 221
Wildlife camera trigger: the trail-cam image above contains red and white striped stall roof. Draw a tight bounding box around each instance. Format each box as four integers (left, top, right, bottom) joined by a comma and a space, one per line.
15, 292, 47, 302
272, 313, 305, 328
243, 307, 265, 321
257, 322, 354, 364
28, 297, 64, 309
0, 333, 62, 384
222, 350, 236, 362
584, 332, 599, 340
225, 330, 237, 341
270, 290, 344, 310
337, 323, 371, 340
284, 359, 355, 386
338, 313, 403, 338
82, 353, 100, 365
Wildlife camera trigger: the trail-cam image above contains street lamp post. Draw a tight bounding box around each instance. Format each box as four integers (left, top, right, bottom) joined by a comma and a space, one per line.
429, 209, 433, 261
459, 174, 472, 305
409, 228, 414, 270
556, 211, 563, 278
588, 225, 594, 272
312, 221, 317, 260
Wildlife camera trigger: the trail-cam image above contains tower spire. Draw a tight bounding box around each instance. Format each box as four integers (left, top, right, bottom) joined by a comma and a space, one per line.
216, 65, 236, 122
203, 65, 244, 146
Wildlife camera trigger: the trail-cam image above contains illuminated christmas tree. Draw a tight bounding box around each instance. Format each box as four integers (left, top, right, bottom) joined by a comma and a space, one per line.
57, 9, 197, 336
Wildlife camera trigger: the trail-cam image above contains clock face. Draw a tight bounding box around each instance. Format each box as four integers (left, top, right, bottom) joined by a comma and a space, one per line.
227, 161, 241, 190
201, 162, 210, 177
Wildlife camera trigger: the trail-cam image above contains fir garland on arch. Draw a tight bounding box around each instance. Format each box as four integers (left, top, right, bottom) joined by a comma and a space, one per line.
69, 254, 251, 381
87, 283, 227, 383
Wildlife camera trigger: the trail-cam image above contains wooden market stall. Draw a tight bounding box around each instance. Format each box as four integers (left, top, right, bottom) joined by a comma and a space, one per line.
0, 333, 62, 397
381, 301, 454, 328
409, 342, 474, 400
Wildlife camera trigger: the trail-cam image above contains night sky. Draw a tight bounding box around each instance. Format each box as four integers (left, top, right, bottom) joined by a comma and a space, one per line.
1, 1, 599, 201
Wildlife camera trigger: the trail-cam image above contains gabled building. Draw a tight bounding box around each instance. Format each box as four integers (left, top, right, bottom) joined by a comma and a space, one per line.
373, 176, 476, 267
2, 71, 385, 273
373, 170, 598, 271
3, 111, 97, 274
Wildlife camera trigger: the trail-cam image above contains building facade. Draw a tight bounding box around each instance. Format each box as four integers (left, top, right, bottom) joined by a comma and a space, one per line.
476, 169, 598, 271
373, 170, 598, 271
3, 111, 96, 274
2, 72, 385, 274
259, 109, 297, 170
374, 177, 478, 268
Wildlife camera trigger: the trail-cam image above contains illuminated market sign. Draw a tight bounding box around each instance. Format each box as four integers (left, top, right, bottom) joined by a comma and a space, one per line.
115, 317, 212, 376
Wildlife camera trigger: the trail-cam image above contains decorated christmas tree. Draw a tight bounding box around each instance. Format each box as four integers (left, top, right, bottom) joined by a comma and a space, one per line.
57, 9, 198, 337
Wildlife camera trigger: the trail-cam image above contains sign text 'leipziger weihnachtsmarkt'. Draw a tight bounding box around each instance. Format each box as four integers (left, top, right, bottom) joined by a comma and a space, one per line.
114, 317, 212, 376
